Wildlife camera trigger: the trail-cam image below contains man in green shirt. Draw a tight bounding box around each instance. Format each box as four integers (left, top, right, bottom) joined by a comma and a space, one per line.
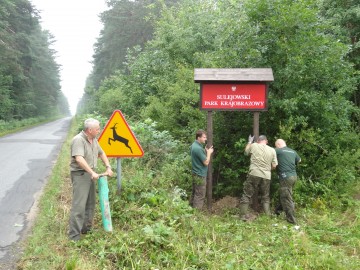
190, 129, 214, 209
274, 139, 301, 224
239, 135, 278, 221
69, 118, 113, 241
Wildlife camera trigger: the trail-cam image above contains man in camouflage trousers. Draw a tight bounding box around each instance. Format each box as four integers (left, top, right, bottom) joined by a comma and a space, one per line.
239, 135, 278, 221
274, 139, 301, 224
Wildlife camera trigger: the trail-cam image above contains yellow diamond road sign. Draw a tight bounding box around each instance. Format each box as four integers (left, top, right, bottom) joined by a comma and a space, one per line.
98, 110, 144, 158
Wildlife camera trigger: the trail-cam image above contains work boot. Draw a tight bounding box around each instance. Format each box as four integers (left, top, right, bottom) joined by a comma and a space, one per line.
285, 210, 297, 224
81, 228, 92, 235
239, 203, 249, 221
274, 204, 283, 216
262, 203, 271, 216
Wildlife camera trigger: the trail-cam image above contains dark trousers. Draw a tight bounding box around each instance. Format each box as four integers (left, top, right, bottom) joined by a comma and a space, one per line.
240, 174, 271, 205
276, 176, 297, 224
190, 174, 206, 209
69, 171, 96, 240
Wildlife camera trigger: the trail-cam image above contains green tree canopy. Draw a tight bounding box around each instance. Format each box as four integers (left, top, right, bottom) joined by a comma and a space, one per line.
0, 0, 70, 120
81, 0, 359, 199
88, 0, 179, 90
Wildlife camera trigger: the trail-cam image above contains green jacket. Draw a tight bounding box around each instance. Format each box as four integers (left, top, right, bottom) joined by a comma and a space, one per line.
275, 146, 301, 179
190, 141, 208, 177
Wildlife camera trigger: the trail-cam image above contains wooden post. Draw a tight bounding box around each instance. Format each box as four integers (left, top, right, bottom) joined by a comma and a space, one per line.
206, 111, 213, 211
252, 111, 260, 211
194, 69, 274, 214
253, 111, 260, 140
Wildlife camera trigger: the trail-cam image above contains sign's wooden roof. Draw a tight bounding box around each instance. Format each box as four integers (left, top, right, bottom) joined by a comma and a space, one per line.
194, 68, 274, 82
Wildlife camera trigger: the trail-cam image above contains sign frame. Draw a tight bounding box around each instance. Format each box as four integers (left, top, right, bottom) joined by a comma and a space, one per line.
98, 110, 144, 158
200, 81, 269, 111
194, 68, 274, 211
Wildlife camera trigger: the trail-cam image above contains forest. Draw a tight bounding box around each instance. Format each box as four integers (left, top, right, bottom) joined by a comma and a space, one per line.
79, 0, 360, 201
0, 0, 70, 122
13, 0, 360, 269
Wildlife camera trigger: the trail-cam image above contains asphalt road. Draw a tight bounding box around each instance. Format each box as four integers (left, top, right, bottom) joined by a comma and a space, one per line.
0, 117, 71, 269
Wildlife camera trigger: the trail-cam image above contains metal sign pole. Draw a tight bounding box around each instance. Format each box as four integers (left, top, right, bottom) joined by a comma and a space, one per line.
116, 158, 122, 194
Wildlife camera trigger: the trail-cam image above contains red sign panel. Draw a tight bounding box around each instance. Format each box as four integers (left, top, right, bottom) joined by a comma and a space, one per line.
200, 83, 268, 111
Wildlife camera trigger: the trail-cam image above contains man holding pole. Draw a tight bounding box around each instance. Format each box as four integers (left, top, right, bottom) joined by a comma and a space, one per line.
274, 139, 301, 224
190, 129, 214, 210
239, 135, 277, 221
69, 118, 113, 241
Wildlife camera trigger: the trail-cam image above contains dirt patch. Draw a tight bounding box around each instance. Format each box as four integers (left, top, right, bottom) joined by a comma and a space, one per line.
353, 192, 360, 200
211, 196, 240, 215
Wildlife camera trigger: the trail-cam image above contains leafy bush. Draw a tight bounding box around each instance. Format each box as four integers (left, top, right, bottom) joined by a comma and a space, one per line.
79, 0, 360, 210
74, 112, 109, 133
0, 116, 60, 136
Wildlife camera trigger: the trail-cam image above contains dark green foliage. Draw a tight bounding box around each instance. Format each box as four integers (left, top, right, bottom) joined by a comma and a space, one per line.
319, 0, 360, 120
81, 0, 359, 207
88, 0, 179, 89
17, 116, 360, 269
74, 112, 109, 133
125, 118, 193, 192
0, 0, 70, 120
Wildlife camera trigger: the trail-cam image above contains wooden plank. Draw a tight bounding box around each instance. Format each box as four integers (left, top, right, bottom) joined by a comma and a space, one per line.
194, 68, 274, 82
253, 112, 260, 141
252, 112, 260, 212
206, 111, 213, 211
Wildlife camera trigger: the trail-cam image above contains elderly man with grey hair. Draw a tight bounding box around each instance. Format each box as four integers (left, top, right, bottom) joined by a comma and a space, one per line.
239, 135, 278, 221
274, 138, 301, 224
68, 118, 113, 241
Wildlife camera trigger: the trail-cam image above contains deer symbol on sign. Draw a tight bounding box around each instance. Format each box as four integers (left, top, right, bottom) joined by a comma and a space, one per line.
108, 123, 133, 153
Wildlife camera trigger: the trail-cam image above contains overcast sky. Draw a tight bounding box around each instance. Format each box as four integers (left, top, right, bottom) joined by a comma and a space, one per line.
31, 0, 107, 115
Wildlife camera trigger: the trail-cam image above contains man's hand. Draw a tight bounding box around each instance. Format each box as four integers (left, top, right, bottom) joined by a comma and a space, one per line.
206, 145, 214, 155
96, 168, 114, 178
91, 171, 100, 180
203, 145, 214, 166
248, 134, 255, 144
106, 167, 114, 177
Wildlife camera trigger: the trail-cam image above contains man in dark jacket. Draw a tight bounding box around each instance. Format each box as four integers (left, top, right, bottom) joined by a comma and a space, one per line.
275, 139, 301, 224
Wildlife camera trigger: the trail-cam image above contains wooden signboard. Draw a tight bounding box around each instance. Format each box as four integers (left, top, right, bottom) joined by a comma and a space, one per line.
194, 68, 274, 211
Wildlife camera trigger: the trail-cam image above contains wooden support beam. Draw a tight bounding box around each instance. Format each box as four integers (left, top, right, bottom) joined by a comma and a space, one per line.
206, 111, 213, 211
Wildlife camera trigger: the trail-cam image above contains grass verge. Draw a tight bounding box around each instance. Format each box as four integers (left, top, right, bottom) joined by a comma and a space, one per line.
0, 116, 66, 137
18, 118, 360, 269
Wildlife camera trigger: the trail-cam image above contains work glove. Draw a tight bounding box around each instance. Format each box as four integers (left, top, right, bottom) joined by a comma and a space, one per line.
248, 134, 255, 144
